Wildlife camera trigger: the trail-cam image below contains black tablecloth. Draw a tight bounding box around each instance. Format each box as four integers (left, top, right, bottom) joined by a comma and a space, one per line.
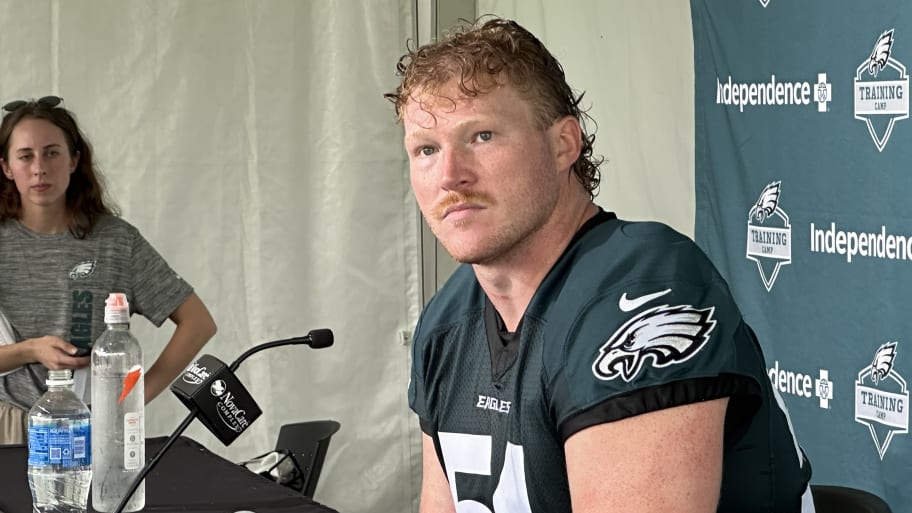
0, 436, 339, 513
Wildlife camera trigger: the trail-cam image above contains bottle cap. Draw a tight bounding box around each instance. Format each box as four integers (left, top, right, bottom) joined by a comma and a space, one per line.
104, 292, 131, 324
46, 369, 74, 385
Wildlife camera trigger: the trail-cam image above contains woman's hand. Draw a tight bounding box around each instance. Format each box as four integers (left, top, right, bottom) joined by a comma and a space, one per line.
22, 336, 91, 370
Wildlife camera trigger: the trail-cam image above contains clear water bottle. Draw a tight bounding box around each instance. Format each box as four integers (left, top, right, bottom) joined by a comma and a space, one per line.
27, 368, 92, 513
91, 292, 145, 512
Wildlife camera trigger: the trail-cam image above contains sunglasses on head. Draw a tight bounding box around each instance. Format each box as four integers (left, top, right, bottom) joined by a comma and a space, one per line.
2, 95, 63, 113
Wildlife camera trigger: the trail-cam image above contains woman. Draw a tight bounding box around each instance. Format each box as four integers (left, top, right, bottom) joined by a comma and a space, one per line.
0, 96, 217, 444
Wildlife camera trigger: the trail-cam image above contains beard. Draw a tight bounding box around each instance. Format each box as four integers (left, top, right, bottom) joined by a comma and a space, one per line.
426, 187, 559, 266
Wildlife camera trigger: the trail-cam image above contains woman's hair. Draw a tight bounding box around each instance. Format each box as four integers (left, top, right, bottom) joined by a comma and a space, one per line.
385, 16, 602, 198
0, 99, 117, 238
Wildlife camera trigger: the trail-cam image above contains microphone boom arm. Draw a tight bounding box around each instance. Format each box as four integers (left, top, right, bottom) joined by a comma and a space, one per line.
111, 329, 332, 513
229, 336, 311, 372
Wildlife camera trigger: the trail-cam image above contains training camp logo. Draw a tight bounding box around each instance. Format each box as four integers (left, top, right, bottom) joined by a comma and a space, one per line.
855, 29, 909, 151
69, 260, 96, 280
855, 341, 909, 460
593, 297, 716, 382
757, 0, 769, 8
717, 73, 830, 113
746, 181, 791, 292
768, 360, 834, 409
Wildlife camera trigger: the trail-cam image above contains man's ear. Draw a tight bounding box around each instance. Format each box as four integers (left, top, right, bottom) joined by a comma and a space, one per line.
1, 159, 11, 180
550, 115, 583, 174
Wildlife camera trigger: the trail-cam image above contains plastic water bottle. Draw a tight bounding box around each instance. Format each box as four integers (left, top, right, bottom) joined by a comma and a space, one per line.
27, 368, 92, 513
91, 292, 145, 512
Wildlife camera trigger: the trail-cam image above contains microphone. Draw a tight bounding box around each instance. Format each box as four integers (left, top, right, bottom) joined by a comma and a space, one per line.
111, 328, 334, 513
228, 328, 334, 371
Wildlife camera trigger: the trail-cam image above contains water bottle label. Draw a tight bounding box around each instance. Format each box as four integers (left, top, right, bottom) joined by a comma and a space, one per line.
124, 411, 143, 470
28, 419, 91, 467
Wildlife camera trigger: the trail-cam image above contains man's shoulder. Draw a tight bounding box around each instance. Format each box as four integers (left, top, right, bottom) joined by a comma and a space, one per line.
538, 218, 720, 313
582, 218, 702, 262
535, 217, 737, 374
415, 264, 483, 338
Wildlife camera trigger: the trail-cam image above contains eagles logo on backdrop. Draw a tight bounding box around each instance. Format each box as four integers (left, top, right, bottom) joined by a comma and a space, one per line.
854, 29, 910, 152
746, 181, 791, 292
592, 289, 716, 382
757, 0, 770, 8
855, 341, 909, 460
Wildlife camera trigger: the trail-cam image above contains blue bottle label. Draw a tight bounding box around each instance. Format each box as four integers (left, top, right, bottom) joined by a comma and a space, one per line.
28, 419, 91, 467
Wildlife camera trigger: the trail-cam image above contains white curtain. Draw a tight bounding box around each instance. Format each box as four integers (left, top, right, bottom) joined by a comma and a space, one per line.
0, 1, 694, 512
481, 0, 696, 237
0, 1, 420, 512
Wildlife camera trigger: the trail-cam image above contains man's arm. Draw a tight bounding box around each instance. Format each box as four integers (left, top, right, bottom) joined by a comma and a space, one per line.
565, 397, 728, 513
420, 432, 457, 513
143, 292, 216, 402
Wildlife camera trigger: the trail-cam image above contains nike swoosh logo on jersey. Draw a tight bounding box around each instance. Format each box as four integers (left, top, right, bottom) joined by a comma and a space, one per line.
618, 288, 672, 312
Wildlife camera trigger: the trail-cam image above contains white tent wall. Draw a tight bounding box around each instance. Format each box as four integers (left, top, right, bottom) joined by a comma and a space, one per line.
0, 1, 420, 512
481, 1, 696, 237
0, 1, 693, 512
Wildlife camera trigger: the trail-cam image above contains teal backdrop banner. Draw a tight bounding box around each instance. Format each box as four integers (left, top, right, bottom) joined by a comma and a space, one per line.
692, 1, 912, 510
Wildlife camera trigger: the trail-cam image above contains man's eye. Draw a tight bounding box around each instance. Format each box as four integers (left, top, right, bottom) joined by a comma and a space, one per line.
476, 131, 492, 142
419, 146, 436, 156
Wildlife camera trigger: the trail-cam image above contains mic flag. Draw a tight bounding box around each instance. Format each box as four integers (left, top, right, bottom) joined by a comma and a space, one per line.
170, 354, 262, 445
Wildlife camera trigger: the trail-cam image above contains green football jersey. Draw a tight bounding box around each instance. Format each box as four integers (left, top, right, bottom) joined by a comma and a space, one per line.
409, 212, 812, 512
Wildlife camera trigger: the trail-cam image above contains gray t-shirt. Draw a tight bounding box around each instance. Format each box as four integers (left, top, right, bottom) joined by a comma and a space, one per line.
0, 215, 193, 409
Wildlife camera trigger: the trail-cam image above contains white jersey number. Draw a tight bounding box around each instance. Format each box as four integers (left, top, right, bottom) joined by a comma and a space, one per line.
438, 432, 533, 513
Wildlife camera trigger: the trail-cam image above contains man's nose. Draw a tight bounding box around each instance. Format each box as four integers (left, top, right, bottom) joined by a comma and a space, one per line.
438, 146, 475, 191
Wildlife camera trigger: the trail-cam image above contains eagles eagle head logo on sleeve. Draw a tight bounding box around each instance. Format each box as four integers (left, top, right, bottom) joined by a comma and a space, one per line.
593, 304, 717, 382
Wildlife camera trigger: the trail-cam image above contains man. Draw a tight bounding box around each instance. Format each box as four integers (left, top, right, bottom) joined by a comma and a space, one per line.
386, 17, 814, 513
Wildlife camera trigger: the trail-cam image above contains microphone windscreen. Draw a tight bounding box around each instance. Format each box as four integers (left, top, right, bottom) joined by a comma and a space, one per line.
170, 355, 262, 446
308, 329, 334, 349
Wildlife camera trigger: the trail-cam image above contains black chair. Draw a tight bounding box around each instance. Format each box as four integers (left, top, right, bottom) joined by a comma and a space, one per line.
812, 485, 892, 513
275, 420, 341, 498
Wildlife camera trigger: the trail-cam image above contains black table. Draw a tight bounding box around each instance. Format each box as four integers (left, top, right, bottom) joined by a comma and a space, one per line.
0, 436, 340, 513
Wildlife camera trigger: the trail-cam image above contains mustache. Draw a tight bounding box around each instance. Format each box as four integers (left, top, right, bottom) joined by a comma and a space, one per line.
431, 191, 491, 219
